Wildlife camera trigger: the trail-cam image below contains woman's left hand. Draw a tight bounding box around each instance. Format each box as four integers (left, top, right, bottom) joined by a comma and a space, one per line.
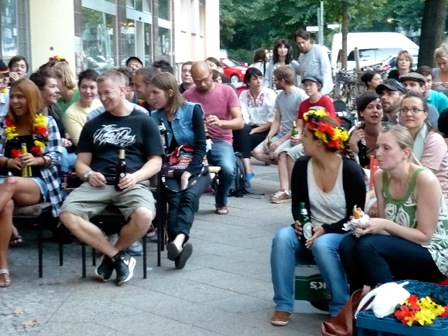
18, 153, 40, 166
305, 225, 325, 249
180, 171, 192, 190
355, 218, 387, 236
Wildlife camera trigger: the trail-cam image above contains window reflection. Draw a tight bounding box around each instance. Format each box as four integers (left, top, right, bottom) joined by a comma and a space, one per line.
159, 0, 169, 20
158, 27, 171, 62
82, 7, 116, 73
1, 0, 18, 60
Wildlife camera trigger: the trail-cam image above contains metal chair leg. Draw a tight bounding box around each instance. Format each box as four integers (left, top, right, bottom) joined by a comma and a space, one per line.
82, 243, 86, 278
92, 247, 96, 266
38, 219, 43, 278
59, 223, 63, 266
143, 235, 147, 279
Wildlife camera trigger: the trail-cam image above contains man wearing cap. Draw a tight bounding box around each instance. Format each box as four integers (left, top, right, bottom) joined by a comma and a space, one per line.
399, 72, 440, 127
375, 79, 407, 125
126, 56, 143, 74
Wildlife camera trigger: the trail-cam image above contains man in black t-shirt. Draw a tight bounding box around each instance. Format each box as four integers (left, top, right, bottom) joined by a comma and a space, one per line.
60, 70, 163, 286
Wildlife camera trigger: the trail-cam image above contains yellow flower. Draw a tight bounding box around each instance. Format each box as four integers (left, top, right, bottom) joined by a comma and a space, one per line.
34, 140, 46, 151
5, 126, 18, 141
314, 130, 328, 143
35, 114, 47, 127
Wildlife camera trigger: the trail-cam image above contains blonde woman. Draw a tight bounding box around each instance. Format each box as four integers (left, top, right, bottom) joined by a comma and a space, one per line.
53, 62, 79, 118
388, 50, 413, 80
150, 72, 209, 270
340, 125, 448, 293
433, 44, 448, 96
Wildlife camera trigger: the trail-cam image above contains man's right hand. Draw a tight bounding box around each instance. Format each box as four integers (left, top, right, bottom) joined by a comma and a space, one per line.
89, 172, 107, 187
290, 135, 301, 147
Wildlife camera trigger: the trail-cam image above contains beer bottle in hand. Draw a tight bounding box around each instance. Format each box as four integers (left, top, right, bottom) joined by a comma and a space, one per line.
299, 202, 313, 244
291, 121, 299, 136
115, 148, 126, 191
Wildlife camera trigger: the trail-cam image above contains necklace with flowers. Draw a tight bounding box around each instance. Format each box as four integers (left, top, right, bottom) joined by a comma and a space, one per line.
4, 114, 48, 158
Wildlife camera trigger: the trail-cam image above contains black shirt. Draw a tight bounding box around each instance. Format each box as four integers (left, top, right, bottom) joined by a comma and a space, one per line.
77, 109, 163, 184
3, 135, 42, 178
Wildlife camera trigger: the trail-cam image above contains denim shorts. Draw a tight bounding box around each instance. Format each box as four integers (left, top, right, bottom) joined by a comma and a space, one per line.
0, 176, 48, 201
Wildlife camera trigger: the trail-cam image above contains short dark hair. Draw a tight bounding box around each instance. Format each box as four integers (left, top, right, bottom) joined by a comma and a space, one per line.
152, 59, 174, 74
244, 67, 263, 85
360, 71, 379, 87
181, 61, 193, 71
135, 66, 158, 84
273, 39, 291, 64
357, 91, 380, 119
253, 49, 266, 63
205, 57, 221, 68
29, 68, 57, 90
77, 69, 99, 88
126, 56, 143, 66
416, 65, 433, 78
294, 29, 311, 41
8, 55, 29, 72
116, 67, 134, 86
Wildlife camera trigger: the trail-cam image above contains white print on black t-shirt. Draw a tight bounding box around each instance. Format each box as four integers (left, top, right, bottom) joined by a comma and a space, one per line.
93, 124, 136, 147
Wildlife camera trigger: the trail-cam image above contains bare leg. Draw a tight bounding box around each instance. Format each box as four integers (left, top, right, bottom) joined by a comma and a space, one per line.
252, 147, 275, 165
60, 211, 118, 258
243, 158, 252, 175
0, 200, 14, 286
286, 155, 296, 186
173, 233, 186, 250
0, 177, 41, 211
115, 208, 154, 251
277, 152, 290, 191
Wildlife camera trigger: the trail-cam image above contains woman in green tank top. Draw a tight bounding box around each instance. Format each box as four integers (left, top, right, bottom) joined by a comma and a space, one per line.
339, 125, 448, 293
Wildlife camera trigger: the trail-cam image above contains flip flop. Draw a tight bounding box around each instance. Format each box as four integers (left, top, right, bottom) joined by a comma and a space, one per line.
215, 207, 228, 215
0, 269, 10, 287
9, 235, 23, 247
166, 242, 181, 261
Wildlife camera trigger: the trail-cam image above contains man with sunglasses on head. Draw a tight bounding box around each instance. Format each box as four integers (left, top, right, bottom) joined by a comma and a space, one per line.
183, 61, 244, 215
60, 70, 164, 286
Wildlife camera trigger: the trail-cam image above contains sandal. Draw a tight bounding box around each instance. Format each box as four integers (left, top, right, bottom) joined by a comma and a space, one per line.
0, 269, 10, 287
166, 242, 181, 261
215, 206, 228, 215
9, 234, 23, 247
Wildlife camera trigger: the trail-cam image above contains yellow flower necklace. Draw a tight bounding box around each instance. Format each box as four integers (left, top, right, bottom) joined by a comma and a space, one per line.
4, 113, 48, 158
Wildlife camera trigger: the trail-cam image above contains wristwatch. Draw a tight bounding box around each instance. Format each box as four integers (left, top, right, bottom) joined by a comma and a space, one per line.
84, 171, 93, 181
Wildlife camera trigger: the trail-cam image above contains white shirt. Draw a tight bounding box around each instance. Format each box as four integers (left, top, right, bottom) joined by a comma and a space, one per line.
239, 87, 277, 126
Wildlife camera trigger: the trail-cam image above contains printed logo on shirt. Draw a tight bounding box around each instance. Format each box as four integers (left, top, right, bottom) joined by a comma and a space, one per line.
93, 124, 136, 147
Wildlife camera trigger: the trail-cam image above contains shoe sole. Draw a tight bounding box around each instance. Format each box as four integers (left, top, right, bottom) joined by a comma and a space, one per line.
116, 257, 136, 286
166, 242, 181, 261
271, 198, 291, 204
271, 320, 289, 326
95, 257, 112, 282
175, 243, 193, 269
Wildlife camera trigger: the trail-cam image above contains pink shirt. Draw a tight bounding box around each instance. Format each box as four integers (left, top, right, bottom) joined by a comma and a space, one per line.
183, 84, 240, 144
422, 131, 448, 197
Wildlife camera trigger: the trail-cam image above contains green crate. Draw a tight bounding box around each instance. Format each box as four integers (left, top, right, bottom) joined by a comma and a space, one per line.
294, 273, 331, 302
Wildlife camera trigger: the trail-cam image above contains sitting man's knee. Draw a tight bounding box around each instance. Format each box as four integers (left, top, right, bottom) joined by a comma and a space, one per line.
60, 211, 79, 229
130, 208, 154, 230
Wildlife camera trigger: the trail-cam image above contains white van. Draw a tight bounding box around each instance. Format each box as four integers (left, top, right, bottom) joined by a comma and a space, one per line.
331, 32, 419, 73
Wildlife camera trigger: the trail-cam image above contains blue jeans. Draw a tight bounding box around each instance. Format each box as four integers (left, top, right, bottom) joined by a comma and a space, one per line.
270, 226, 349, 316
61, 147, 77, 173
206, 140, 235, 207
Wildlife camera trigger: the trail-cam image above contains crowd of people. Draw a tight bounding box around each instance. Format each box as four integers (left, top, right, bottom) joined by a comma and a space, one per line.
0, 31, 447, 335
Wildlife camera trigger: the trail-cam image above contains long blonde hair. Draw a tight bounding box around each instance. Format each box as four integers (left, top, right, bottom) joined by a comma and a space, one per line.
150, 72, 186, 115
53, 62, 77, 90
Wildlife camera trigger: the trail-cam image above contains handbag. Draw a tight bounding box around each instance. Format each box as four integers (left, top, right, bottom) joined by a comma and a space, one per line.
321, 286, 371, 336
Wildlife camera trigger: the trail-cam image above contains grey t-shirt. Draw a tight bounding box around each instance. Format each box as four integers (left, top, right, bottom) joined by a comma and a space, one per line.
275, 87, 307, 133
428, 103, 440, 128
298, 44, 333, 95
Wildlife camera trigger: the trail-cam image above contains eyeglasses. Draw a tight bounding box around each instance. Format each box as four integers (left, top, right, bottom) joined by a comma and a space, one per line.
98, 87, 120, 99
399, 107, 425, 114
193, 76, 210, 85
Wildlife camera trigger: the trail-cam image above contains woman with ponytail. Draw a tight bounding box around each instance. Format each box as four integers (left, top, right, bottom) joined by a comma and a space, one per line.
339, 124, 448, 293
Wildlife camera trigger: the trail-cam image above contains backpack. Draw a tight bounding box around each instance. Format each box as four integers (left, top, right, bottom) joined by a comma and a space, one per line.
229, 152, 247, 197
333, 99, 356, 131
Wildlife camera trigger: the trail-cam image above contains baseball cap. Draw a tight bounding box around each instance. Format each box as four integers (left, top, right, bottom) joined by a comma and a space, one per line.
301, 74, 323, 86
375, 79, 407, 95
399, 72, 426, 86
126, 56, 143, 66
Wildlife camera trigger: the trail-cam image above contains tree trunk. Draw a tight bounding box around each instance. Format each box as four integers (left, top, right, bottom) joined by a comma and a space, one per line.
341, 1, 349, 70
418, 0, 448, 67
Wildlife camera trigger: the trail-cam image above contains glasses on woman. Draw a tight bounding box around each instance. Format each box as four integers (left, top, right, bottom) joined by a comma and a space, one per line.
399, 107, 425, 114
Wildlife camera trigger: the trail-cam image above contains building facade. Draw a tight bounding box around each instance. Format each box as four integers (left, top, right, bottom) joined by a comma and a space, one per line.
0, 0, 219, 76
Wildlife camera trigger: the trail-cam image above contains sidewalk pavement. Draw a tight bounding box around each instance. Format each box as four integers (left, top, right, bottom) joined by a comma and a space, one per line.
1, 161, 326, 335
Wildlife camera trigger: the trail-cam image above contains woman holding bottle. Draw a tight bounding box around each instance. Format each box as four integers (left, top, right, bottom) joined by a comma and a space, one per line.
269, 110, 366, 326
149, 72, 209, 270
0, 78, 62, 287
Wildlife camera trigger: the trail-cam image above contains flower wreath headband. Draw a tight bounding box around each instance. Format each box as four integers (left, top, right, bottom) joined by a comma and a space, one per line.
303, 108, 349, 150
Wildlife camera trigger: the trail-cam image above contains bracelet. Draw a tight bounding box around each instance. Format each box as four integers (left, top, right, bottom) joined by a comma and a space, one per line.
43, 156, 51, 167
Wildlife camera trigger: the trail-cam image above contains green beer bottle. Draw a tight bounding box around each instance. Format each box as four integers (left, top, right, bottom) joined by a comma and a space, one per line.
299, 202, 313, 243
291, 120, 299, 136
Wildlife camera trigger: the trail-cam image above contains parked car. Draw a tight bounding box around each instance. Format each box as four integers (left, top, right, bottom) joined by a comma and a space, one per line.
220, 58, 248, 84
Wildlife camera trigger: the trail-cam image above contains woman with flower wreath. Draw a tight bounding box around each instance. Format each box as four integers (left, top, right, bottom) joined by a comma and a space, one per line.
339, 125, 448, 294
270, 110, 366, 326
0, 78, 63, 287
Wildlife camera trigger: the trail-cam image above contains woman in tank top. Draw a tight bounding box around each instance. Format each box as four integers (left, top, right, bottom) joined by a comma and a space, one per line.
339, 125, 448, 293
270, 110, 366, 326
